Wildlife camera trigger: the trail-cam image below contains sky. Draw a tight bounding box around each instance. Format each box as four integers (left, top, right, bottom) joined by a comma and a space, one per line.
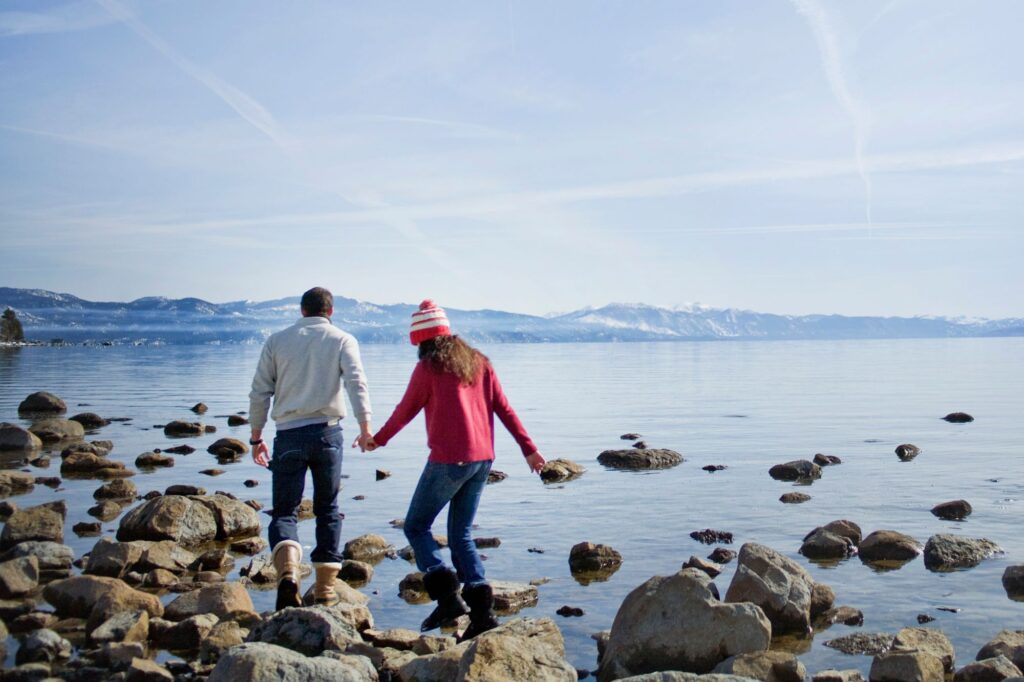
1, 0, 1022, 319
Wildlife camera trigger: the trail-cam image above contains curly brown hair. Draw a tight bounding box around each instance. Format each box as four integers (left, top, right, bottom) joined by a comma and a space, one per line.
418, 335, 488, 385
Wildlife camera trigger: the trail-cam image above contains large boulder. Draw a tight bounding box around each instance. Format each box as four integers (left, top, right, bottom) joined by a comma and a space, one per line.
28, 418, 85, 443
599, 568, 770, 681
539, 458, 586, 483
870, 650, 944, 682
892, 627, 955, 672
768, 460, 821, 482
196, 494, 261, 540
0, 502, 64, 550
977, 631, 1024, 670
209, 642, 377, 682
724, 543, 817, 635
597, 448, 684, 470
923, 534, 1002, 572
954, 656, 1022, 682
859, 531, 922, 566
246, 605, 363, 656
0, 423, 43, 451
712, 651, 807, 682
164, 582, 256, 621
18, 392, 67, 415
457, 617, 577, 681
116, 495, 218, 546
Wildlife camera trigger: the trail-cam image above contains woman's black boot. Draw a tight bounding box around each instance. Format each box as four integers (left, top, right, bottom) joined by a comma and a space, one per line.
459, 582, 500, 641
421, 567, 470, 632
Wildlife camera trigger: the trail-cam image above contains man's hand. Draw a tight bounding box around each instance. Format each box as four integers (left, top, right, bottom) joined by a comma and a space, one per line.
252, 441, 270, 467
353, 420, 374, 452
525, 451, 546, 474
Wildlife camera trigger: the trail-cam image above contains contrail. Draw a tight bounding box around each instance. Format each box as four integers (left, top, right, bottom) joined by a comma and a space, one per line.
790, 0, 873, 226
94, 0, 289, 150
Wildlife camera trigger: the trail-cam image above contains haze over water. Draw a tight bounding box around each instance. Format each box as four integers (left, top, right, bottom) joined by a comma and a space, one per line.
1, 338, 1022, 673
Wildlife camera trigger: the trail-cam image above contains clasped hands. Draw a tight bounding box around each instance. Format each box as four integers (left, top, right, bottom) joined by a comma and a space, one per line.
352, 433, 379, 452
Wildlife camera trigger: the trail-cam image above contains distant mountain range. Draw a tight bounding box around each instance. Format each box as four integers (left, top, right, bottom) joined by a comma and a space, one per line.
1, 287, 1021, 345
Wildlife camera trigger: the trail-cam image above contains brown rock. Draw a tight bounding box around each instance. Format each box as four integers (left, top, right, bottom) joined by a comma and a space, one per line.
0, 503, 64, 550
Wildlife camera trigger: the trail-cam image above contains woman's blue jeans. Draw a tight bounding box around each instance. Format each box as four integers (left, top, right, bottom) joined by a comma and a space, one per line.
404, 459, 491, 586
268, 423, 344, 563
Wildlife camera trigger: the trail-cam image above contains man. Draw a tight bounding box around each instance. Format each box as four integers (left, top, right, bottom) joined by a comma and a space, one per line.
249, 286, 373, 609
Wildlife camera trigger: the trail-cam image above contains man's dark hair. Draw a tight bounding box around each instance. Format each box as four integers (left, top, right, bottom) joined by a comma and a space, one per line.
300, 287, 333, 316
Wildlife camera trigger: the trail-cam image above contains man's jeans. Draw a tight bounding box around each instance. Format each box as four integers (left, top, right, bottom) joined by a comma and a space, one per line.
268, 423, 344, 563
404, 459, 491, 586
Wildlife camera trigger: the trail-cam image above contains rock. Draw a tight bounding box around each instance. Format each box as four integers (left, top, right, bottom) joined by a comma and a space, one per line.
870, 650, 945, 682
977, 631, 1024, 670
954, 656, 1022, 682
702, 465, 727, 472
398, 571, 428, 603
801, 528, 857, 561
780, 492, 811, 504
811, 583, 835, 618
814, 453, 843, 466
818, 606, 865, 627
0, 500, 15, 521
197, 493, 261, 540
895, 444, 920, 461
598, 448, 684, 470
1, 541, 74, 580
207, 438, 249, 459
684, 556, 722, 578
61, 451, 130, 477
83, 538, 147, 578
201, 468, 226, 476
820, 520, 863, 545
712, 651, 807, 682
163, 420, 204, 437
200, 620, 247, 663
9, 611, 58, 633
191, 403, 208, 414
724, 542, 818, 635
0, 471, 35, 496
34, 476, 60, 488
90, 609, 149, 644
143, 568, 178, 588
227, 415, 249, 426
192, 548, 234, 572
923, 534, 1002, 571
165, 483, 204, 495
892, 627, 955, 672
491, 580, 540, 614
633, 441, 647, 449
621, 433, 642, 440
246, 604, 362, 655
487, 470, 507, 484
209, 641, 376, 682
556, 605, 585, 617
539, 458, 586, 483
768, 460, 822, 482
342, 534, 393, 563
709, 548, 736, 563
340, 559, 373, 584
859, 531, 922, 565
569, 542, 623, 578
163, 445, 195, 455
15, 628, 72, 664
149, 613, 219, 649
126, 657, 174, 682
375, 469, 391, 481
0, 503, 64, 550
457, 617, 577, 681
917, 614, 936, 624
94, 478, 138, 500
943, 412, 974, 423
0, 423, 43, 451
931, 499, 972, 520
824, 632, 894, 655
70, 412, 110, 429
814, 671, 867, 682
0, 555, 39, 598
164, 582, 256, 621
43, 574, 163, 621
28, 418, 85, 443
88, 500, 123, 521
599, 568, 770, 680
18, 392, 67, 415
297, 497, 315, 520
116, 495, 218, 546
135, 452, 174, 468
230, 536, 268, 555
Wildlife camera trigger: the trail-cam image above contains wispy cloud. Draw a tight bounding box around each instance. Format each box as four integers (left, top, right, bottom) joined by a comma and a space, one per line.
0, 1, 118, 37
93, 0, 291, 150
790, 0, 874, 225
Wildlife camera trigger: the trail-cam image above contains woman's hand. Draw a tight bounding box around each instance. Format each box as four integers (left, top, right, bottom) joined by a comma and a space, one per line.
525, 451, 546, 474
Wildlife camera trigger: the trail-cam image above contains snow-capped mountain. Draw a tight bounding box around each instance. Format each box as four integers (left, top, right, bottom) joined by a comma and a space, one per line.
0, 288, 1020, 345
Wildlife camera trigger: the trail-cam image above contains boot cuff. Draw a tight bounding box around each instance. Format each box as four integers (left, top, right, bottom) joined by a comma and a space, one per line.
423, 567, 461, 599
271, 539, 303, 560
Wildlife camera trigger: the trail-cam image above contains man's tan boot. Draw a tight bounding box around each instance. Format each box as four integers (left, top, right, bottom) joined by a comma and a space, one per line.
271, 540, 303, 610
312, 562, 341, 606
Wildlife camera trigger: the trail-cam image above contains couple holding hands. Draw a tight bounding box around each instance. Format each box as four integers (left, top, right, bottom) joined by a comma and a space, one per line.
248, 287, 545, 641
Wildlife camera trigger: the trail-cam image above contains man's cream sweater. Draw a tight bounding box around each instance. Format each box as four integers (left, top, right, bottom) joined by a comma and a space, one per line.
249, 316, 372, 430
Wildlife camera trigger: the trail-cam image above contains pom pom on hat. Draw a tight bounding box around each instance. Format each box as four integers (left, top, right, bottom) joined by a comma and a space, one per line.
410, 299, 451, 345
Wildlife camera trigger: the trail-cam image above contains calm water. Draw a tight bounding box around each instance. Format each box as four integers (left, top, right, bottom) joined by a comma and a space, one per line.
1, 339, 1022, 674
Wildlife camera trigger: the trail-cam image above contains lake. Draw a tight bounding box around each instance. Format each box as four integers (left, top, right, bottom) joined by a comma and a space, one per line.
1, 338, 1022, 675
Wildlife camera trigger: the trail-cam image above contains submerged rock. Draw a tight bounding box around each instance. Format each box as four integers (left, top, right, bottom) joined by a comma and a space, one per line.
824, 632, 894, 656
780, 492, 812, 504
569, 542, 623, 573
598, 448, 684, 470
539, 458, 586, 483
923, 534, 1002, 571
0, 471, 36, 496
931, 500, 972, 521
28, 418, 85, 443
690, 529, 733, 545
135, 452, 175, 468
943, 412, 974, 423
18, 392, 67, 415
769, 460, 822, 482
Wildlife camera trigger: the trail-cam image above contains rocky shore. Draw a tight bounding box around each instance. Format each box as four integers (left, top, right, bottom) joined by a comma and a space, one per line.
1, 393, 1021, 681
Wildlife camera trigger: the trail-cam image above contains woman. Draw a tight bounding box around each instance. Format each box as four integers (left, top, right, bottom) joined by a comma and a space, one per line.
367, 300, 546, 639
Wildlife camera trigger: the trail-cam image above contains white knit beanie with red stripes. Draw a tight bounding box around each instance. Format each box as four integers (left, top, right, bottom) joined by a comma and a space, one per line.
409, 299, 451, 346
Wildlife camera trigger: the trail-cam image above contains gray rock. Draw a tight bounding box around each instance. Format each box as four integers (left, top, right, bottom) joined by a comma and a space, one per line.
824, 632, 894, 656
539, 458, 586, 483
18, 392, 67, 415
978, 631, 1024, 670
246, 605, 363, 656
712, 651, 807, 682
617, 675, 760, 682
923, 534, 1002, 571
817, 606, 864, 627
84, 538, 147, 579
0, 541, 74, 580
15, 628, 72, 665
0, 423, 43, 451
200, 620, 247, 663
195, 494, 261, 540
209, 642, 377, 682
89, 609, 149, 645
0, 556, 39, 598
768, 460, 821, 482
819, 520, 863, 545
870, 650, 944, 682
28, 418, 85, 443
684, 556, 722, 578
954, 656, 1022, 682
724, 542, 817, 635
88, 500, 123, 521
597, 448, 684, 470
116, 495, 218, 546
859, 531, 922, 565
599, 568, 770, 680
893, 627, 955, 672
